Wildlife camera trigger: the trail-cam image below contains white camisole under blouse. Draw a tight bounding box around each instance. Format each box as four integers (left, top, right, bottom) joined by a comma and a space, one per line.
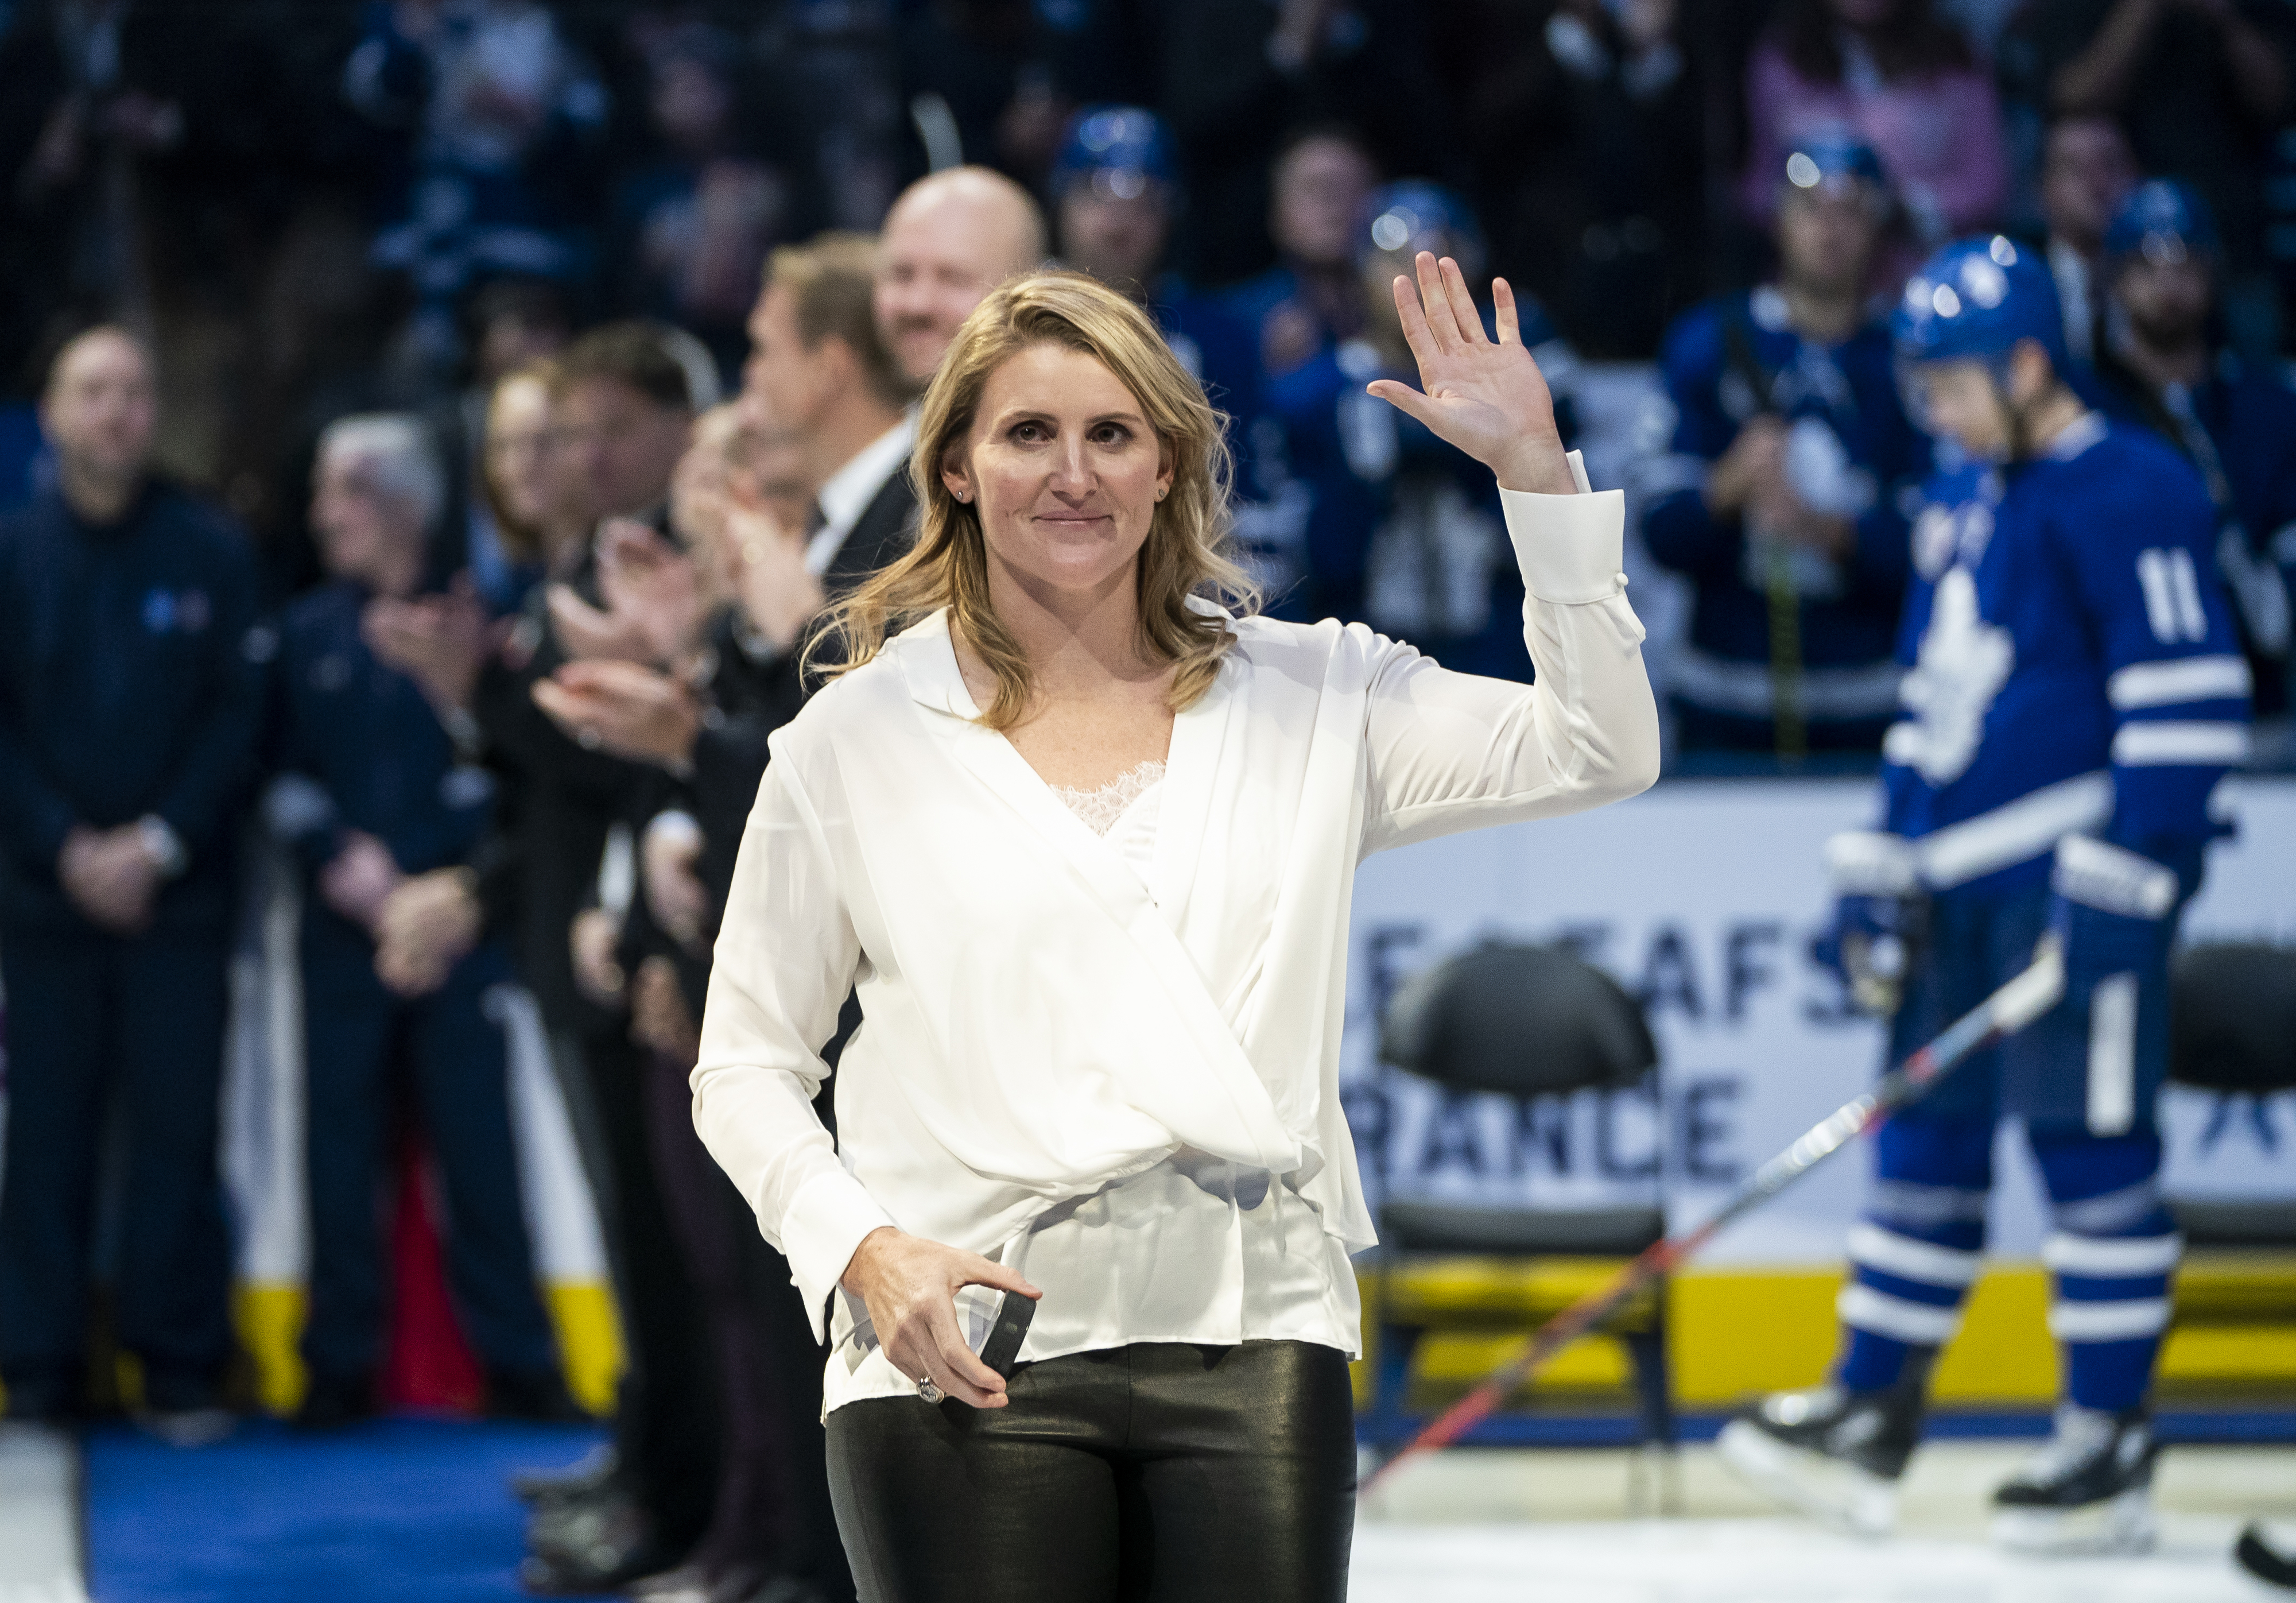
820, 758, 1362, 1410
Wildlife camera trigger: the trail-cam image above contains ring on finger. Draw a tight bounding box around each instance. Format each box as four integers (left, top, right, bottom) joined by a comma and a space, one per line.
915, 1376, 945, 1405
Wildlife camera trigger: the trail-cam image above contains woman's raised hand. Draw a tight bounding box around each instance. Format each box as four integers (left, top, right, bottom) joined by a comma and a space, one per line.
1367, 251, 1577, 497
841, 1226, 1042, 1409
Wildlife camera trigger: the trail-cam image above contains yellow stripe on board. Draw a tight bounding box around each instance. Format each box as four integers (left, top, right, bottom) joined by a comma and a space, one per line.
11, 1263, 2281, 1420
230, 1279, 622, 1418
548, 1281, 624, 1416
233, 1283, 308, 1416
1359, 1257, 2296, 1411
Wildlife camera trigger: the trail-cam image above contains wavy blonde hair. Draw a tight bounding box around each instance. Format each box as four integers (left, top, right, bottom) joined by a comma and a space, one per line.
813, 269, 1256, 729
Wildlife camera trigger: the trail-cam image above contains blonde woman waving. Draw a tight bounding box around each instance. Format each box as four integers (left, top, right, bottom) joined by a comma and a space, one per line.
693, 253, 1659, 1602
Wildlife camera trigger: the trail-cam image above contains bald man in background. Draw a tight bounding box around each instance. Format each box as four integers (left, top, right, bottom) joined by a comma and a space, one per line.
872, 165, 1047, 391
0, 328, 263, 1443
711, 167, 1043, 620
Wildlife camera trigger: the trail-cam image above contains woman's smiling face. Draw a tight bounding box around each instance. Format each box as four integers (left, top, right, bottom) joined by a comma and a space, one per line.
942, 341, 1174, 600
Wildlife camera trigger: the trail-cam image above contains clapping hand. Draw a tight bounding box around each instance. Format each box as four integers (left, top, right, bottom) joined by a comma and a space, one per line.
598, 518, 704, 665
364, 575, 492, 714
545, 584, 653, 665
1366, 252, 1576, 496
1705, 417, 1786, 518
532, 659, 703, 769
724, 502, 824, 655
548, 517, 690, 666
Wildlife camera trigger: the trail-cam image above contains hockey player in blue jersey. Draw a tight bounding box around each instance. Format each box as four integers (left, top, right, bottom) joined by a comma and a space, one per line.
1636, 133, 1930, 758
1049, 106, 1305, 602
1718, 236, 2250, 1553
1264, 181, 1574, 672
2095, 180, 2296, 722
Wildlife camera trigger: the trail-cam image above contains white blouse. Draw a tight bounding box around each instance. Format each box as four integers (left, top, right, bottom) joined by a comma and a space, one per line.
693, 466, 1659, 1409
817, 759, 1360, 1407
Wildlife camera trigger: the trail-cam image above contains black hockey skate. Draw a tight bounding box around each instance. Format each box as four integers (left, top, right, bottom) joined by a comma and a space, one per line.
1989, 1404, 2158, 1555
1716, 1380, 1924, 1536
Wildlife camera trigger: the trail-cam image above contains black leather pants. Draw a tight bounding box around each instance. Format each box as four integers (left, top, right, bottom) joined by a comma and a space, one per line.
825, 1339, 1358, 1603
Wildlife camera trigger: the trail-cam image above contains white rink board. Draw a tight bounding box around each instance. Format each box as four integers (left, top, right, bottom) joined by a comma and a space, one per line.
1340, 776, 2296, 1264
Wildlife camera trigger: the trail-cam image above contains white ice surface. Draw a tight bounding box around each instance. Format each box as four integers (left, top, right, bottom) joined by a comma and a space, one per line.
0, 1424, 88, 1602
1350, 1516, 2267, 1602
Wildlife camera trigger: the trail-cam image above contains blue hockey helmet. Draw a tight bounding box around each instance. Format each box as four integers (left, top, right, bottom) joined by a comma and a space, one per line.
2105, 179, 2220, 267
1891, 234, 2067, 371
1052, 106, 1180, 200
1779, 129, 1889, 201
1358, 180, 1486, 281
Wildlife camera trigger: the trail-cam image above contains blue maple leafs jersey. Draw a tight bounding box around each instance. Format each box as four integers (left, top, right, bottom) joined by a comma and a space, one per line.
1880, 414, 2250, 894
1636, 287, 1930, 749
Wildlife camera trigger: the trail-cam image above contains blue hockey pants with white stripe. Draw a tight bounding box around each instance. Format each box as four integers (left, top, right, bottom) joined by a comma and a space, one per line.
1832, 875, 2181, 1411
1837, 1112, 2178, 1410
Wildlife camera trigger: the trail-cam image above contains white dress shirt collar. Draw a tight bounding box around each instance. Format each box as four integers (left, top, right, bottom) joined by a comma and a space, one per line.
804, 413, 918, 576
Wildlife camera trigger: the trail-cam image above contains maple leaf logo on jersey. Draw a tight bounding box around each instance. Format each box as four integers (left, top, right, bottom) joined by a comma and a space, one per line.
1886, 567, 2014, 784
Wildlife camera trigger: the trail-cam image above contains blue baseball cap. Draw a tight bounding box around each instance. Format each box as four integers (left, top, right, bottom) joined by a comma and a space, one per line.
1781, 130, 1888, 198
1052, 106, 1179, 200
2105, 179, 2220, 265
1359, 181, 1486, 281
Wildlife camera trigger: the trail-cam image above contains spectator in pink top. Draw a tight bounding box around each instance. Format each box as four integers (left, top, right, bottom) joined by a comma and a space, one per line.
1742, 0, 2009, 268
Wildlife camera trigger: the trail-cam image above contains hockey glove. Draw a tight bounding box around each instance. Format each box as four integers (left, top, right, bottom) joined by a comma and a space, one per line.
2049, 836, 2178, 1002
1816, 830, 1923, 1016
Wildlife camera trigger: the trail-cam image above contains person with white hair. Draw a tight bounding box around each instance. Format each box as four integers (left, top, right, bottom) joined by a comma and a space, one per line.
269, 411, 576, 1428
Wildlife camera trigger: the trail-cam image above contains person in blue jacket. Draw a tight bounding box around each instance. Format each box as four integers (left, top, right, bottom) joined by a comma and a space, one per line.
1635, 133, 1929, 760
0, 328, 263, 1440
1720, 238, 2248, 1555
2095, 180, 2296, 722
1265, 181, 1576, 673
1050, 106, 1309, 606
272, 413, 570, 1427
1217, 126, 1381, 384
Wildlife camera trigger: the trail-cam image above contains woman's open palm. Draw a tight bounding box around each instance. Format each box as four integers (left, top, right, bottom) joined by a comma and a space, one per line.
1367, 252, 1576, 496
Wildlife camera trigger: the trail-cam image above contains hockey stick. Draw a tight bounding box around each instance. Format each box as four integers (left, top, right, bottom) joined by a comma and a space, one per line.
1363, 938, 2066, 1494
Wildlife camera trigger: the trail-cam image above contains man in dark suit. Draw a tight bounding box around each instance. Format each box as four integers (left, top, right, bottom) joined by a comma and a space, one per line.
537, 231, 924, 788
363, 322, 722, 1590
747, 230, 923, 597
513, 233, 919, 1603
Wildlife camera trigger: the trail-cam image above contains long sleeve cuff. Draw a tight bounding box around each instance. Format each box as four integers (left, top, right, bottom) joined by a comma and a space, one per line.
781, 1167, 899, 1341
1500, 484, 1629, 605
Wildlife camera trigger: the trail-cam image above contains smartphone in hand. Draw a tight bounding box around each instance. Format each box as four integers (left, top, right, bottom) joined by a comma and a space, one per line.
979, 1290, 1035, 1379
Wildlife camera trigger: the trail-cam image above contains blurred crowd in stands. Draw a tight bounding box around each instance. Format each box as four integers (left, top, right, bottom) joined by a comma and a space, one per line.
3, 2, 2296, 1601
